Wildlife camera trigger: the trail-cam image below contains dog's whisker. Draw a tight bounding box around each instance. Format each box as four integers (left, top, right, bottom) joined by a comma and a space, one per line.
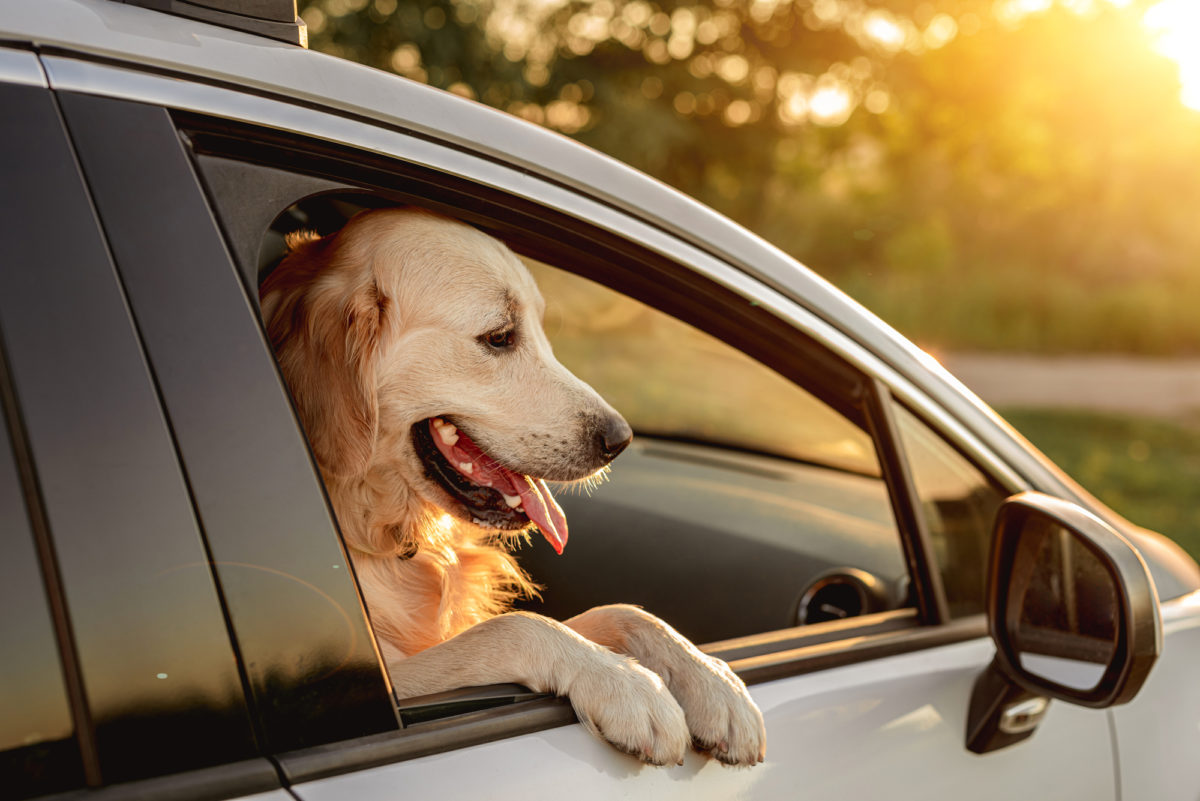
551, 465, 612, 497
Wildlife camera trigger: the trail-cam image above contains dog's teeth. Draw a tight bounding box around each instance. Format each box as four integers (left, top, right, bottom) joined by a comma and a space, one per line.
502, 493, 522, 508
458, 461, 474, 474
432, 417, 444, 428
516, 506, 524, 514
437, 424, 458, 445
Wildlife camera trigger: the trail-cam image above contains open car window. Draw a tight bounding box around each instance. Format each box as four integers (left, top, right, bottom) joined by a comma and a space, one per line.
176, 120, 932, 652
514, 258, 908, 643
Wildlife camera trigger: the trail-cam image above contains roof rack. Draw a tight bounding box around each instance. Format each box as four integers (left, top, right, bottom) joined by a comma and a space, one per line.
112, 0, 307, 47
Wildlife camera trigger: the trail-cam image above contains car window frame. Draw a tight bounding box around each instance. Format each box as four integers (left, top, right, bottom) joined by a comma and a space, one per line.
169, 103, 1021, 760
30, 52, 1038, 777
183, 118, 927, 585
177, 105, 971, 620
174, 113, 996, 761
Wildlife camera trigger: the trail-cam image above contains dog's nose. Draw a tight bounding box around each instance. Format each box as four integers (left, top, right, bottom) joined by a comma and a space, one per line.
598, 415, 633, 461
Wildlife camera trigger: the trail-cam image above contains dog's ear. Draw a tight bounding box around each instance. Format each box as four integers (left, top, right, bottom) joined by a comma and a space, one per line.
262, 230, 385, 478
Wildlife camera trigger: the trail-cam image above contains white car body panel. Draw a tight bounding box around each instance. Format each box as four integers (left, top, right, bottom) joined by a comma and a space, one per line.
1111, 589, 1200, 799
295, 637, 1118, 801
294, 596, 1200, 800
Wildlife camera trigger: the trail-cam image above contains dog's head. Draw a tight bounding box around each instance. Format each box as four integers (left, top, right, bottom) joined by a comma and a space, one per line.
261, 207, 631, 552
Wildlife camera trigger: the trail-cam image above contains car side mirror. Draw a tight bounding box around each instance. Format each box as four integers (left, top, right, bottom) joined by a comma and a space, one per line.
966, 492, 1162, 754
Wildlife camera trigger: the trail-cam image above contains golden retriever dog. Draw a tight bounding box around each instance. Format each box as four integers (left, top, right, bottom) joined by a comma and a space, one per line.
261, 207, 765, 766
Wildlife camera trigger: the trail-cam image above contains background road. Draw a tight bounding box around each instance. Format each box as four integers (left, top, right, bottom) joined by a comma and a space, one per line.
941, 353, 1200, 423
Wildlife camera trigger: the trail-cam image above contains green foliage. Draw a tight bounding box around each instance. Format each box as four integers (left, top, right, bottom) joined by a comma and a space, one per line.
1001, 408, 1200, 564
300, 0, 1200, 354
838, 260, 1200, 353
880, 214, 953, 275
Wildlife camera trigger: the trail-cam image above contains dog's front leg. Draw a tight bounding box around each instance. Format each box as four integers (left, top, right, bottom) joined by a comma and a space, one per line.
566, 605, 766, 766
383, 611, 690, 765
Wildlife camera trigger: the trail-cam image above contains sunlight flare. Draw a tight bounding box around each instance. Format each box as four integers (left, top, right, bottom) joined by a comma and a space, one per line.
862, 10, 907, 52
1144, 0, 1200, 110
809, 82, 854, 126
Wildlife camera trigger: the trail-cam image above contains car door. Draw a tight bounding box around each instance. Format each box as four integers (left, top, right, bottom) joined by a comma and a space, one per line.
36, 53, 1124, 799
0, 61, 287, 799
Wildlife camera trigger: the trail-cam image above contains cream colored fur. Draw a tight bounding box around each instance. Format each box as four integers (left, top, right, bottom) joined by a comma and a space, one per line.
261, 207, 765, 766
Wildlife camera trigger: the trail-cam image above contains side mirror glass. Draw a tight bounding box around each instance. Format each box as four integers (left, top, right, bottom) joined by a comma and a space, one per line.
989, 492, 1161, 708
1009, 514, 1116, 691
968, 492, 1162, 754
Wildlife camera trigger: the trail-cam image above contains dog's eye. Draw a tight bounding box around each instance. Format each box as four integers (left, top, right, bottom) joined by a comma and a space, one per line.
482, 329, 515, 350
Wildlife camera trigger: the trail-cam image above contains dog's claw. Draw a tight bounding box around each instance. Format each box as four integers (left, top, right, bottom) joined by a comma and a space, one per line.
668, 653, 766, 768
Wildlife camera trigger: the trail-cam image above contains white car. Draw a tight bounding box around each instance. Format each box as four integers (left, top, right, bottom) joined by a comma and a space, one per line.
1, 1, 1198, 799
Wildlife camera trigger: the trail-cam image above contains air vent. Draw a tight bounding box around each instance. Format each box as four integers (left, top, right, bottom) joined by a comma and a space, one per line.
795, 568, 890, 625
113, 0, 307, 46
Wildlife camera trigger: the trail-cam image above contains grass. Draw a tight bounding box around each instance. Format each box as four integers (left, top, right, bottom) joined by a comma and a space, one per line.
998, 407, 1200, 565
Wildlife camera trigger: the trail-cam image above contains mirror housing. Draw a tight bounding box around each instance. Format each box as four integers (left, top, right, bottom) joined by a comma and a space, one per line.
967, 492, 1162, 753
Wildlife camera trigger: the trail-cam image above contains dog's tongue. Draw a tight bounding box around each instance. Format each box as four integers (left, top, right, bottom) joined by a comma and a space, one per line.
430, 419, 569, 553
511, 475, 568, 554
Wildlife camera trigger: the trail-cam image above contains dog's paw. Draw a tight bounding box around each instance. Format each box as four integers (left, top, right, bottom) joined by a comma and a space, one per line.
567, 651, 690, 766
670, 653, 766, 767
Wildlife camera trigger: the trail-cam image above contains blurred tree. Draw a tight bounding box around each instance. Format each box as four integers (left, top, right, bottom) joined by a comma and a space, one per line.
300, 0, 992, 219
300, 0, 1200, 353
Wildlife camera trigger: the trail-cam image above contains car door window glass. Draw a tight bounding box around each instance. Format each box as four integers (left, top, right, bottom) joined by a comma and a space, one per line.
1, 86, 259, 783
63, 94, 398, 755
0, 400, 83, 799
893, 403, 1007, 617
